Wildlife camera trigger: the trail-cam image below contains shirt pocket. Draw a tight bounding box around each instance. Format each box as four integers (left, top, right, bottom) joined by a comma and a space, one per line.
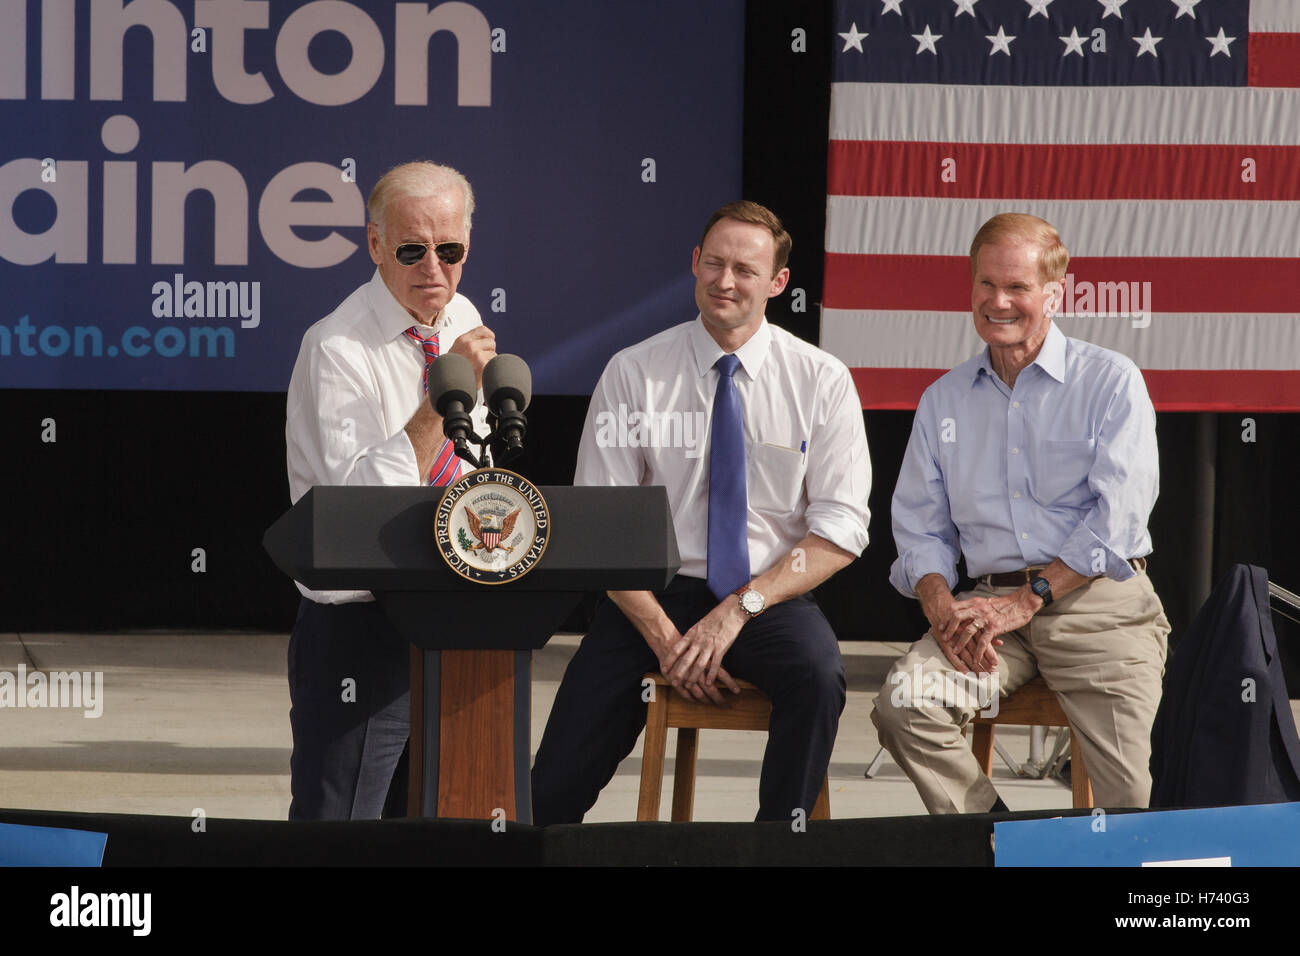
747, 441, 806, 514
1033, 437, 1096, 506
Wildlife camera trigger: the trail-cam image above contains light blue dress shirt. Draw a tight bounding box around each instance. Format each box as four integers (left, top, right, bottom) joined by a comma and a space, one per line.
890, 322, 1158, 597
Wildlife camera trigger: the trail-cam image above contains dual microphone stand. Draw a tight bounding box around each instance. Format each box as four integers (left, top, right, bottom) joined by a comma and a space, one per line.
427, 352, 531, 469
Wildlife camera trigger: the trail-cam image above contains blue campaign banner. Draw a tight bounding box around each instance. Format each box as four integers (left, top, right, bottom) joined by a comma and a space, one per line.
0, 821, 106, 866
1, 0, 744, 392
995, 802, 1300, 867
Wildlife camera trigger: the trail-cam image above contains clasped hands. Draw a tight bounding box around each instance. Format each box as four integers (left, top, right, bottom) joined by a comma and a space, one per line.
923, 588, 1041, 674
655, 598, 746, 705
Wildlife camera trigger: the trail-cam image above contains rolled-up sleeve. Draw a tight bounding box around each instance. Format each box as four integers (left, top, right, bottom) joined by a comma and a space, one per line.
574, 358, 645, 489
889, 392, 961, 597
1057, 364, 1158, 581
803, 365, 871, 558
287, 339, 420, 499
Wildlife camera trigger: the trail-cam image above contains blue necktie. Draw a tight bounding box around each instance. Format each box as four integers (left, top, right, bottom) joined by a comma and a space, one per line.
707, 353, 749, 600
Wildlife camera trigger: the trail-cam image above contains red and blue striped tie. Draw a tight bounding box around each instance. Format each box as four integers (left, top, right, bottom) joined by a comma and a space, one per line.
405, 326, 464, 485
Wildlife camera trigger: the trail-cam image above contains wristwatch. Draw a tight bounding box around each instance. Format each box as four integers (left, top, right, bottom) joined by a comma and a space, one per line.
736, 588, 767, 618
1028, 575, 1053, 607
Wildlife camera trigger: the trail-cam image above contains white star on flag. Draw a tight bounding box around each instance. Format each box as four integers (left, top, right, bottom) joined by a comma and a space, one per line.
953, 0, 978, 16
1171, 0, 1201, 19
839, 22, 868, 53
1133, 27, 1162, 58
1206, 27, 1236, 58
1059, 27, 1086, 57
1097, 0, 1126, 18
881, 0, 904, 15
912, 25, 941, 54
986, 27, 1015, 56
1025, 0, 1053, 19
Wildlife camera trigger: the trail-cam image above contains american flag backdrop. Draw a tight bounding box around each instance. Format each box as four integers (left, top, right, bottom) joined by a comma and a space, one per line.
823, 0, 1300, 411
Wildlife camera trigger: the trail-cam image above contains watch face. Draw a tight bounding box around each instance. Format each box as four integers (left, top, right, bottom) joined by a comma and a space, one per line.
740, 590, 764, 614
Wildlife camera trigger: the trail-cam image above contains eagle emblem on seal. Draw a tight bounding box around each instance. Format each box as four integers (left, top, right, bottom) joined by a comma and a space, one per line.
465, 506, 521, 553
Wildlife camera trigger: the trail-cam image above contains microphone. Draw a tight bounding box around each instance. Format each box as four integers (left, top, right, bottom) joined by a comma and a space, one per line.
427, 353, 477, 455
483, 354, 531, 461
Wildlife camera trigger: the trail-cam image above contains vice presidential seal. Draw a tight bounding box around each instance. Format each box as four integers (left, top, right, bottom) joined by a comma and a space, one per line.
434, 468, 551, 584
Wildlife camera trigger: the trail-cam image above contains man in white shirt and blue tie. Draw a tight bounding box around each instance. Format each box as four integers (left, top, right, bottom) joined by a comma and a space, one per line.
873, 213, 1171, 814
531, 201, 872, 825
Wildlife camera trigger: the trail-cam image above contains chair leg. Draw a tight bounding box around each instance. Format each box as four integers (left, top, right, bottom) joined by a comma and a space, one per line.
811, 774, 831, 821
670, 728, 699, 822
637, 690, 670, 821
1069, 729, 1094, 809
971, 723, 995, 777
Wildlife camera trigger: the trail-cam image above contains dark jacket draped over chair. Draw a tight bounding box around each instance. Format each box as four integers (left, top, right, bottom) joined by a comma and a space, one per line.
1151, 564, 1300, 808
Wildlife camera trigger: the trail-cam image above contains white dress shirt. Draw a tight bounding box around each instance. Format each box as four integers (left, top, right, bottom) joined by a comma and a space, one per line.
575, 317, 872, 581
890, 322, 1159, 597
285, 268, 489, 603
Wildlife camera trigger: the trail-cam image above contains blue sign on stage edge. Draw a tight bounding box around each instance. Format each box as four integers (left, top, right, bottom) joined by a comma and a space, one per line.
0, 821, 107, 867
995, 801, 1300, 866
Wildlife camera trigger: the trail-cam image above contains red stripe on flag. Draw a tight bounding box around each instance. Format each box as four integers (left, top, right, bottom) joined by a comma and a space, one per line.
827, 141, 1300, 200
1140, 370, 1300, 411
850, 367, 1300, 411
1249, 33, 1300, 88
824, 255, 968, 311
850, 368, 945, 409
824, 254, 1300, 313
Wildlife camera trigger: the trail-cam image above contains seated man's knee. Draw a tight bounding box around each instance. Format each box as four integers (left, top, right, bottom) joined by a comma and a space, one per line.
780, 648, 846, 713
814, 651, 847, 698
871, 660, 929, 736
870, 684, 904, 737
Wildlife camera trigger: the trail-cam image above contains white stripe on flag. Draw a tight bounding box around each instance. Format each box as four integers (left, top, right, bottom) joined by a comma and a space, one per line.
826, 196, 1300, 258
828, 84, 1300, 145
821, 311, 1300, 371
1251, 0, 1300, 32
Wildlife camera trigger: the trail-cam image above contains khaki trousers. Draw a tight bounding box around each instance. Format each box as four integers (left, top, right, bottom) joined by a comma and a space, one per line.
871, 572, 1169, 813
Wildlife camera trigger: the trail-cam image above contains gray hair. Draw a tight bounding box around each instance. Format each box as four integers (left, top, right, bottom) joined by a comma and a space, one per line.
367, 161, 474, 238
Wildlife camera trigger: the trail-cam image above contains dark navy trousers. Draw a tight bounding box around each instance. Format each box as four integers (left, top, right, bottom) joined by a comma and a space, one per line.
287, 598, 411, 820
531, 576, 845, 825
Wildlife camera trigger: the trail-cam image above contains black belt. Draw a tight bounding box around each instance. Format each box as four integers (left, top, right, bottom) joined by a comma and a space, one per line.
981, 557, 1146, 588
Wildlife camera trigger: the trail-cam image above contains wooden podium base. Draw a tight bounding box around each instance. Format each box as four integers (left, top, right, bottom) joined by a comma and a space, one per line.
408, 647, 533, 822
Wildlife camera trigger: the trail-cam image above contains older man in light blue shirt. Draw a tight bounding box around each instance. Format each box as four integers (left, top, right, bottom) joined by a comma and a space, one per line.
872, 213, 1170, 814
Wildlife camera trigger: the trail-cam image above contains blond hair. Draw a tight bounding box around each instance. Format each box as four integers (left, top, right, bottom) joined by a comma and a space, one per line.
969, 213, 1069, 284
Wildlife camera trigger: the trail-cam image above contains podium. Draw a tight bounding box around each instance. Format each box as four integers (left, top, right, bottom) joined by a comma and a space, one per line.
263, 484, 679, 822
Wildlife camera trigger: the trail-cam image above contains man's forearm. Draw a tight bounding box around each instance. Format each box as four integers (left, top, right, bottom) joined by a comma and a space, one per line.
404, 402, 447, 478
1022, 558, 1092, 610
915, 572, 957, 622
606, 589, 679, 652
607, 533, 855, 654
746, 533, 856, 607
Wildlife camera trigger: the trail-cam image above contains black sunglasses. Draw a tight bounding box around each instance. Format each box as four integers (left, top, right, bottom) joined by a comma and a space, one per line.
393, 241, 466, 266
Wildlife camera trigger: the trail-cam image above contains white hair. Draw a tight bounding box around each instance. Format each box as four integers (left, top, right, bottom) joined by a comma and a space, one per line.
367, 161, 474, 238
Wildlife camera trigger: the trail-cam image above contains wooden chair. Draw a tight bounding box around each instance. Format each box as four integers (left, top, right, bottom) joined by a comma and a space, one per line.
636, 672, 831, 822
968, 675, 1094, 808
